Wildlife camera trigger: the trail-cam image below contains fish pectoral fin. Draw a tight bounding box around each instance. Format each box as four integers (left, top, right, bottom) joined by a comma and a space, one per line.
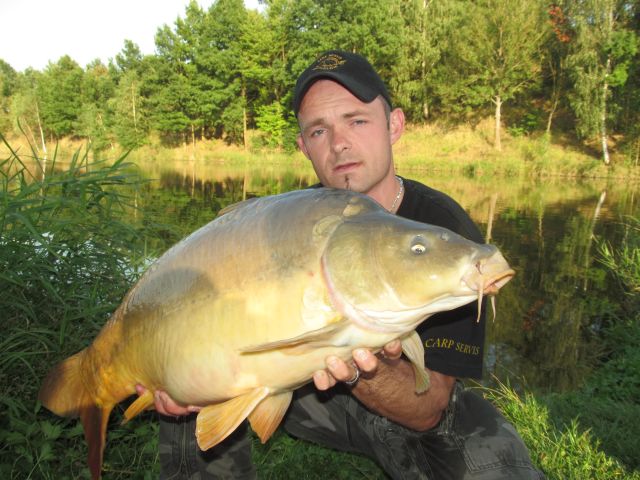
248, 391, 293, 443
196, 387, 269, 451
401, 331, 430, 394
122, 389, 155, 424
238, 323, 347, 354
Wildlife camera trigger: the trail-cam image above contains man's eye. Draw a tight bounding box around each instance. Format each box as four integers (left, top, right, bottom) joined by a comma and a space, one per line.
353, 119, 366, 125
310, 129, 325, 137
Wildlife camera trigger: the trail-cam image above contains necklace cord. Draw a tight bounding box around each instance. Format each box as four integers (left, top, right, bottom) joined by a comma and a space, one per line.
390, 176, 403, 213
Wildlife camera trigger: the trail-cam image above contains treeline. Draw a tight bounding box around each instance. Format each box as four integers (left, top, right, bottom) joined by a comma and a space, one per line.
0, 0, 638, 164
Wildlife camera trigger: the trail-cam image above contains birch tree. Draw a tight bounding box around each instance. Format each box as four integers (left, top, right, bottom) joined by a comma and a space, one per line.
567, 0, 638, 164
11, 69, 48, 156
435, 0, 547, 150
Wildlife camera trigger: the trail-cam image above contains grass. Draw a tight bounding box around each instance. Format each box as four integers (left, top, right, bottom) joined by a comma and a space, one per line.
1, 135, 638, 479
482, 319, 640, 479
483, 377, 640, 480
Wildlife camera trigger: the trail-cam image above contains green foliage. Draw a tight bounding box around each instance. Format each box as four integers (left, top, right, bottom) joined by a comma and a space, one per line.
110, 70, 148, 149
599, 217, 640, 299
255, 102, 289, 148
508, 112, 543, 137
78, 61, 116, 151
11, 69, 47, 152
0, 59, 17, 134
38, 56, 85, 138
538, 317, 640, 472
113, 40, 144, 75
432, 0, 546, 107
567, 0, 638, 144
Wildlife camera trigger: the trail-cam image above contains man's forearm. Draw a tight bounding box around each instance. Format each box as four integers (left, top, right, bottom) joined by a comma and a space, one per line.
351, 358, 455, 431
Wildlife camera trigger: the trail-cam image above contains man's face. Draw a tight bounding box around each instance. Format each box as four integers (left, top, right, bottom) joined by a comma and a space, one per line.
296, 80, 403, 202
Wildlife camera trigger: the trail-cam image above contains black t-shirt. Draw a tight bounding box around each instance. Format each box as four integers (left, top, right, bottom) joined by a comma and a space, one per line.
396, 178, 485, 379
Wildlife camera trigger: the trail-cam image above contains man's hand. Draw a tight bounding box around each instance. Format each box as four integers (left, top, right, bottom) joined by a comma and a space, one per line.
135, 384, 200, 416
312, 340, 403, 390
312, 339, 455, 432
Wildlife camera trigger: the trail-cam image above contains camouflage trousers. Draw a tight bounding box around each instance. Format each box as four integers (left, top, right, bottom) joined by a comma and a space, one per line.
158, 381, 545, 480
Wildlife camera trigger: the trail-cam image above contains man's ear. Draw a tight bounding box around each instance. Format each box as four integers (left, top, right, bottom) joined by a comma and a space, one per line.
389, 108, 405, 146
297, 133, 311, 160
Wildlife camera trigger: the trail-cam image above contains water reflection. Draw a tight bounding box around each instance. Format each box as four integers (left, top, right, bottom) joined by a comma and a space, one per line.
136, 160, 638, 394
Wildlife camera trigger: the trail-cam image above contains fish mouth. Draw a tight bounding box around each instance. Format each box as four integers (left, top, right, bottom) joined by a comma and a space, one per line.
478, 269, 516, 295
462, 252, 515, 322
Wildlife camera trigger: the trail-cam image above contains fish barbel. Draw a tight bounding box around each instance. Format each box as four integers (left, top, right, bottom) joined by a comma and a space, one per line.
38, 188, 514, 479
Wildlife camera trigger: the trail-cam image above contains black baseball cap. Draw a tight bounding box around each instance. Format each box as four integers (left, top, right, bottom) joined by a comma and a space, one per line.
293, 50, 392, 116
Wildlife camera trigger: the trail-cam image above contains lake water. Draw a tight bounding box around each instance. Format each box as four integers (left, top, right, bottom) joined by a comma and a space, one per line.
134, 158, 639, 394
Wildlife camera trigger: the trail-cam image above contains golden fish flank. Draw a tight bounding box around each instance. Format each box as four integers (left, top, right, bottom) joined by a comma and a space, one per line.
38, 188, 514, 480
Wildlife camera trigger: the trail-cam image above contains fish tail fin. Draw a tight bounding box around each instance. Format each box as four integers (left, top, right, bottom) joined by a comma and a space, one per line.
39, 351, 88, 417
38, 351, 113, 480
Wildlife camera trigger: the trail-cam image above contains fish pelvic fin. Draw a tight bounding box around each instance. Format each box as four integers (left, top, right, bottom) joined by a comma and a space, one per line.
248, 391, 293, 443
196, 387, 269, 450
122, 389, 155, 424
401, 331, 430, 394
38, 351, 114, 480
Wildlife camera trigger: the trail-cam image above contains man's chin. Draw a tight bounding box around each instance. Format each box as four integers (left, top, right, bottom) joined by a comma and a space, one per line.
326, 170, 367, 191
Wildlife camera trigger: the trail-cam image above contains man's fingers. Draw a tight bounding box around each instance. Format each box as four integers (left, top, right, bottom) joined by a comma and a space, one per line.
326, 355, 358, 380
352, 349, 379, 373
154, 390, 197, 416
312, 369, 336, 390
382, 340, 403, 360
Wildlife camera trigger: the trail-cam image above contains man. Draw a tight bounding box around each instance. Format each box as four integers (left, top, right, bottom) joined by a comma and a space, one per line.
143, 50, 545, 479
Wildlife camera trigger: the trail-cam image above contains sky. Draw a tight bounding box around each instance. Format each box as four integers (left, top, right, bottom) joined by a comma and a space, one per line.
0, 0, 262, 72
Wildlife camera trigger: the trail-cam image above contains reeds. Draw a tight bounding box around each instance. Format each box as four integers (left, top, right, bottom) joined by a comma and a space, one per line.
0, 135, 160, 479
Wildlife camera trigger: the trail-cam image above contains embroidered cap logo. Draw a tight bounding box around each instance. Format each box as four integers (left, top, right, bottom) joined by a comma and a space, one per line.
312, 53, 347, 71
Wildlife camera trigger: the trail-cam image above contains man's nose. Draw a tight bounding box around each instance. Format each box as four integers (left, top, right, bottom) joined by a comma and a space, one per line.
330, 127, 351, 153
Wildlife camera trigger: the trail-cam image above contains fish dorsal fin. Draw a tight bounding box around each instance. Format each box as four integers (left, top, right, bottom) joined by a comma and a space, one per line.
238, 322, 348, 354
401, 330, 430, 394
196, 387, 269, 451
121, 389, 155, 424
248, 391, 293, 443
217, 197, 260, 217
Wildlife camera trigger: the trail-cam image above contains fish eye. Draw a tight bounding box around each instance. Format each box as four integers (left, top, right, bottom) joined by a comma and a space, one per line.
411, 236, 427, 255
